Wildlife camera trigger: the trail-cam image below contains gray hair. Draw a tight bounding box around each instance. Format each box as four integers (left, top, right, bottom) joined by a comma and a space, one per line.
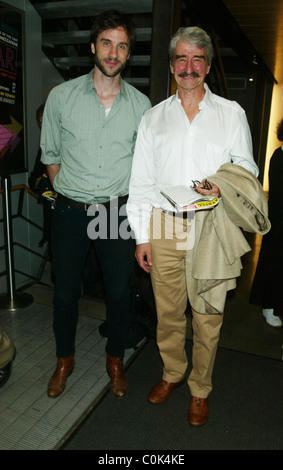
169, 26, 213, 65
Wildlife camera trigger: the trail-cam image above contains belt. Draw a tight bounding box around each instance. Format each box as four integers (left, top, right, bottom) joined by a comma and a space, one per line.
57, 193, 128, 210
162, 210, 193, 219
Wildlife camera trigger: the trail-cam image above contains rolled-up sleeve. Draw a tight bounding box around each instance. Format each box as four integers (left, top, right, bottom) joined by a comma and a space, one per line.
40, 88, 62, 166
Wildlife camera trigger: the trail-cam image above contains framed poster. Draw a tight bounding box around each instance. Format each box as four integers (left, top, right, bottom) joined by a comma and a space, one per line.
0, 1, 26, 175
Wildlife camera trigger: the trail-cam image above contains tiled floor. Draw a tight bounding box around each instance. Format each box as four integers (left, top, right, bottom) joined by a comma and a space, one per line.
0, 297, 142, 450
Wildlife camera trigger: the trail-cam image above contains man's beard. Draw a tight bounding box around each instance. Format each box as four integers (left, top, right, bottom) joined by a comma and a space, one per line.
94, 54, 128, 77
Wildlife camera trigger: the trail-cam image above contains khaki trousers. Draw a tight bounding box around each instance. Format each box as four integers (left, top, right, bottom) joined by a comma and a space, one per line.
150, 209, 224, 398
0, 328, 15, 369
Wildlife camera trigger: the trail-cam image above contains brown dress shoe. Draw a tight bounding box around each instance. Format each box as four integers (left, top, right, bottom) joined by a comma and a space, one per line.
148, 378, 184, 404
106, 354, 128, 398
47, 355, 75, 398
188, 396, 209, 426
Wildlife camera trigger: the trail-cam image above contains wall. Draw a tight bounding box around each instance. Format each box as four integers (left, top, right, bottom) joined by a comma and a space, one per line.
0, 0, 63, 294
263, 83, 283, 191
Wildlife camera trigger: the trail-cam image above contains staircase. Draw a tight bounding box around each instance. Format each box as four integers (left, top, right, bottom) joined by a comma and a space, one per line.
29, 0, 264, 104
30, 0, 162, 101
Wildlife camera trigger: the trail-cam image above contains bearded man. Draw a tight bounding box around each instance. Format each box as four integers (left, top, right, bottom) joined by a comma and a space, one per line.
41, 10, 151, 399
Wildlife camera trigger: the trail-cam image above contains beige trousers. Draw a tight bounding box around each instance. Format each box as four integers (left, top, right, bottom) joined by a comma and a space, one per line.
0, 328, 15, 368
150, 209, 224, 398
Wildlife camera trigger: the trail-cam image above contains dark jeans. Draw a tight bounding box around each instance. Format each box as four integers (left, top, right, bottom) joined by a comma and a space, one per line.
51, 197, 134, 358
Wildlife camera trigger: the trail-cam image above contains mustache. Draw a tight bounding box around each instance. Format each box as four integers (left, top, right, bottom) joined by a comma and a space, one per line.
105, 57, 120, 64
178, 71, 200, 78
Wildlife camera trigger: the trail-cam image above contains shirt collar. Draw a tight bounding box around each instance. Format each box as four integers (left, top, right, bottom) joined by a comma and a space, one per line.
119, 78, 129, 99
199, 83, 215, 111
174, 83, 215, 111
84, 69, 128, 100
84, 69, 96, 94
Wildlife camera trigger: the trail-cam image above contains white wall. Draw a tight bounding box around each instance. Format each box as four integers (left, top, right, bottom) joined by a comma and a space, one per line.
0, 0, 63, 294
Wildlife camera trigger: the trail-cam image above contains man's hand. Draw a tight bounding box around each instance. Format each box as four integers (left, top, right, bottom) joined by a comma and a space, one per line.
135, 243, 152, 273
195, 180, 221, 198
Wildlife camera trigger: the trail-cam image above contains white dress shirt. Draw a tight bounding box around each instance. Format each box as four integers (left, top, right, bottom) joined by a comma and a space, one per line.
127, 84, 259, 244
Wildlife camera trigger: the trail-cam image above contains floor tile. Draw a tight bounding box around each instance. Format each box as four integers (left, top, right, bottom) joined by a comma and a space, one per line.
0, 302, 140, 450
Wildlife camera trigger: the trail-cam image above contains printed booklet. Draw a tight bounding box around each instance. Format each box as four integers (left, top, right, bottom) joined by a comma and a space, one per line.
161, 185, 220, 212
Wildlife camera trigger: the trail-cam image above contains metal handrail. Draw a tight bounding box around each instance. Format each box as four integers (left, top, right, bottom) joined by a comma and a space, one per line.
0, 183, 48, 284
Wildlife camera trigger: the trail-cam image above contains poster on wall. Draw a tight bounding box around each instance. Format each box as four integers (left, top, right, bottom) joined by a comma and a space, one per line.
0, 2, 26, 176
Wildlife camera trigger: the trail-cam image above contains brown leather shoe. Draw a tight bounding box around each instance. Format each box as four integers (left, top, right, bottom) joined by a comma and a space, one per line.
47, 355, 75, 398
188, 396, 209, 426
106, 354, 128, 398
148, 378, 184, 404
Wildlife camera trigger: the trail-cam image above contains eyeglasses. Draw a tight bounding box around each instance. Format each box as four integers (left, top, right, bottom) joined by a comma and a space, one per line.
191, 179, 212, 190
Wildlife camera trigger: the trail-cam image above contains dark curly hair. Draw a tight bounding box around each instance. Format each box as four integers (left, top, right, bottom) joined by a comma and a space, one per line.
276, 118, 283, 142
89, 10, 136, 52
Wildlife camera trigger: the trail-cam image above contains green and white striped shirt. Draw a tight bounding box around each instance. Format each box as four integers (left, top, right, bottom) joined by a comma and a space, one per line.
41, 70, 151, 204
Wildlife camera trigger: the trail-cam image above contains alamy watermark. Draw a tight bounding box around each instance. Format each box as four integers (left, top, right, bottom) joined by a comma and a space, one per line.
86, 199, 196, 250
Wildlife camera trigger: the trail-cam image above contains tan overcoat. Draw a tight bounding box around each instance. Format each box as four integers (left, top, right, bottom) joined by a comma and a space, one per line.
187, 163, 270, 314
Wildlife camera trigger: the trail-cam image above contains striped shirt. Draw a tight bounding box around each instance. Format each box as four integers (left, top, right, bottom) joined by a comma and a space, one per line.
41, 70, 151, 203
